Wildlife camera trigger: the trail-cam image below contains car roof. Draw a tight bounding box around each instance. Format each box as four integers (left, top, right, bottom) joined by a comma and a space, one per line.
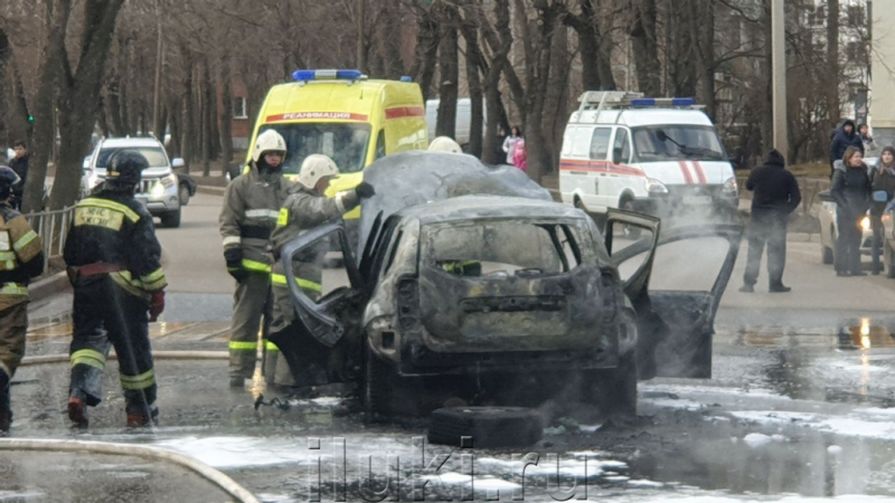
393, 194, 587, 225
98, 137, 165, 148
568, 108, 714, 128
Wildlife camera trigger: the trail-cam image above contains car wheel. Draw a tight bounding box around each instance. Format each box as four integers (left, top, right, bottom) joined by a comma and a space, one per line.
821, 245, 834, 265
427, 406, 543, 448
178, 184, 191, 206
582, 352, 637, 417
160, 208, 181, 228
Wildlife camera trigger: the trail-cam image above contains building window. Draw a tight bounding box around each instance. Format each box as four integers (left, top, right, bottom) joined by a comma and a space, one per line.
233, 97, 247, 119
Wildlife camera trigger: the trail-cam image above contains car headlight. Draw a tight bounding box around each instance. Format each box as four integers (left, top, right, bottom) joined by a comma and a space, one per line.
645, 177, 669, 194
161, 173, 176, 188
150, 181, 166, 199
722, 176, 738, 194
861, 215, 871, 231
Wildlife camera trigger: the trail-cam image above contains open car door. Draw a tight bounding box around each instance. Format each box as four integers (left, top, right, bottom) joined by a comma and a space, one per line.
607, 214, 742, 379
276, 222, 366, 349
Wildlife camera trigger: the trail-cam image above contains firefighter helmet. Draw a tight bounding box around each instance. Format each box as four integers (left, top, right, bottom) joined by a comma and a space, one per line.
298, 154, 339, 189
428, 136, 462, 153
252, 129, 288, 163
106, 150, 149, 188
0, 166, 20, 199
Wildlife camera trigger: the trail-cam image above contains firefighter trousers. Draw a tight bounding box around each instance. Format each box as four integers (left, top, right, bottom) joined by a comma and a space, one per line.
69, 276, 156, 411
229, 271, 270, 379
0, 302, 27, 380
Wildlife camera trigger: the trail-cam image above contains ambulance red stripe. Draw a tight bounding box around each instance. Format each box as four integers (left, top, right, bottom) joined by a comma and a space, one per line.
559, 159, 645, 177
692, 160, 708, 184
385, 106, 425, 119
678, 160, 694, 184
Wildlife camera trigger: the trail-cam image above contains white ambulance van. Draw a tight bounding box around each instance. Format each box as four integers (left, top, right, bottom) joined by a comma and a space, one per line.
559, 91, 738, 217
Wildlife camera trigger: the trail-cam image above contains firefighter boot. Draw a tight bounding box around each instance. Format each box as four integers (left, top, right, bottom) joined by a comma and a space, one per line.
67, 390, 89, 430
0, 370, 11, 435
126, 401, 159, 428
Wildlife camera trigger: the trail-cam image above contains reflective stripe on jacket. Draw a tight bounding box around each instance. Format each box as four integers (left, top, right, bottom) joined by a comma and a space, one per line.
0, 203, 44, 309
219, 163, 292, 270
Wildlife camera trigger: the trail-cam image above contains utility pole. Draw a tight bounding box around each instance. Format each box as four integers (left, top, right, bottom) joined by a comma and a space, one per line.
771, 0, 788, 156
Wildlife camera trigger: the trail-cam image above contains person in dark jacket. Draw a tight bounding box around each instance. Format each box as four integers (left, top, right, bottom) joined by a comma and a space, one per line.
870, 146, 895, 274
739, 150, 801, 293
831, 146, 872, 276
7, 141, 28, 211
63, 150, 167, 428
829, 120, 863, 178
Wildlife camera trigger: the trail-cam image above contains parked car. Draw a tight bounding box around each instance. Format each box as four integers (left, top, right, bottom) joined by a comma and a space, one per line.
81, 136, 187, 227
273, 152, 741, 418
817, 190, 874, 266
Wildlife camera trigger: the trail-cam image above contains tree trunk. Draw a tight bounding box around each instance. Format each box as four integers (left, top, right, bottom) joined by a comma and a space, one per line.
480, 0, 512, 165
544, 22, 571, 170
48, 0, 127, 211
181, 47, 195, 166
435, 5, 459, 139
219, 63, 234, 169
25, 0, 70, 213
565, 0, 616, 91
826, 0, 840, 119
410, 8, 440, 101
629, 0, 661, 95
460, 1, 484, 157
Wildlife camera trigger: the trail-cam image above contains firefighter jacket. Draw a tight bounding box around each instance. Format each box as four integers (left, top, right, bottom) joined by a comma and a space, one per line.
0, 202, 43, 310
63, 190, 167, 299
219, 163, 291, 275
269, 186, 361, 298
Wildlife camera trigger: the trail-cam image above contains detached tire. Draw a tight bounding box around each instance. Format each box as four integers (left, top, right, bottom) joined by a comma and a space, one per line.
582, 352, 638, 417
179, 184, 191, 206
886, 242, 895, 278
428, 406, 543, 448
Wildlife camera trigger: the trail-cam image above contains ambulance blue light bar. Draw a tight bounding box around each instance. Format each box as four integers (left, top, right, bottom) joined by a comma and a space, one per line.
629, 96, 696, 107
292, 69, 364, 82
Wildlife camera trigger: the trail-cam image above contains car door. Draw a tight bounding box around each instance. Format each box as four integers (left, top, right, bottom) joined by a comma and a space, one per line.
277, 221, 367, 348
605, 210, 742, 379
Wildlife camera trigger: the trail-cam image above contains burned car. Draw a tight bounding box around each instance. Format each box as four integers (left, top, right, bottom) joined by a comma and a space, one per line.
276, 152, 741, 417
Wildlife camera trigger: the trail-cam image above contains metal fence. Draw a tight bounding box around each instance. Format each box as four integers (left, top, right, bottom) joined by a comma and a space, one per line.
23, 205, 75, 275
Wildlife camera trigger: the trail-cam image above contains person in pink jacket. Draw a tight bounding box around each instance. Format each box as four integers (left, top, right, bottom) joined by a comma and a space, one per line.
512, 138, 528, 171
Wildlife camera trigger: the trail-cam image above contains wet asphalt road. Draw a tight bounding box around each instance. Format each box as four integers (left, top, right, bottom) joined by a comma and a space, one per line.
5, 192, 895, 501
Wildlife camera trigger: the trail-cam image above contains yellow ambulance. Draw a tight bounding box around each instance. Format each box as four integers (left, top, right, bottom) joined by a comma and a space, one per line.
245, 69, 428, 219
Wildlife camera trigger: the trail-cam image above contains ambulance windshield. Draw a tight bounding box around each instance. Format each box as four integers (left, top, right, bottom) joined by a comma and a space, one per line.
631, 125, 726, 162
259, 123, 371, 174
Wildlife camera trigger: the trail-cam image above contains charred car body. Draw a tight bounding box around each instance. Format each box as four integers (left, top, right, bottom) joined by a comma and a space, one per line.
275, 152, 741, 417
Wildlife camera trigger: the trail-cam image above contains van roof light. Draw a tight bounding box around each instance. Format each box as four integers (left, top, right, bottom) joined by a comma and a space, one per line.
630, 98, 656, 107
400, 75, 413, 82
671, 97, 696, 106
291, 69, 365, 82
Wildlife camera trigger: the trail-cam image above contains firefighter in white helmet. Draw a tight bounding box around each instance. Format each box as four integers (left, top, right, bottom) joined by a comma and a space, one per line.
428, 136, 463, 153
219, 129, 292, 387
266, 154, 375, 388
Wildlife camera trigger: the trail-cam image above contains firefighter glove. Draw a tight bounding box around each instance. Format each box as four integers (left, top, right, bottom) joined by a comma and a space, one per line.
224, 247, 246, 282
355, 182, 376, 199
149, 291, 165, 322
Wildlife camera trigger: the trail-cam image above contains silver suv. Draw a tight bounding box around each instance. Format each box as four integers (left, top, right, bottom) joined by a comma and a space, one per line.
82, 137, 185, 227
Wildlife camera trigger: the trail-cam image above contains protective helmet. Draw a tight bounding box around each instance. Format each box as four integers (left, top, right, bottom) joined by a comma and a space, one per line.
252, 129, 288, 163
0, 166, 20, 199
428, 136, 462, 153
298, 154, 339, 189
106, 150, 149, 188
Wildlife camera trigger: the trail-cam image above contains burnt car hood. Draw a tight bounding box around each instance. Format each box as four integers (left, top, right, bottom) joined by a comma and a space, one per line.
358, 151, 551, 258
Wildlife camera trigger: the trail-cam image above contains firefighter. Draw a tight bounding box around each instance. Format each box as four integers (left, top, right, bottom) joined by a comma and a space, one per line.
63, 150, 166, 428
268, 154, 375, 387
219, 129, 291, 387
0, 166, 43, 435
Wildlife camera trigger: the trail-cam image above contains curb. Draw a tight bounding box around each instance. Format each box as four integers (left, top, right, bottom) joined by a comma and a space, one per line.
28, 270, 71, 303
198, 185, 226, 196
